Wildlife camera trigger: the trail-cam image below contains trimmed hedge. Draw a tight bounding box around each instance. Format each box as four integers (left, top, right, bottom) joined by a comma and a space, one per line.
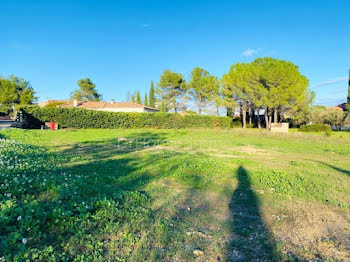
18, 106, 231, 129
299, 124, 331, 132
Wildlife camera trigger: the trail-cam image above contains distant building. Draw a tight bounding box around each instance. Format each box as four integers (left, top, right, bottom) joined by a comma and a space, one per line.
38, 100, 159, 113
335, 103, 347, 111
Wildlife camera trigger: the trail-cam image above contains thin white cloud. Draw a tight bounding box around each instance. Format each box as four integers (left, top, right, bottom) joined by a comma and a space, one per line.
310, 76, 347, 89
141, 24, 150, 27
330, 87, 348, 95
314, 97, 345, 107
241, 48, 260, 57
317, 97, 344, 102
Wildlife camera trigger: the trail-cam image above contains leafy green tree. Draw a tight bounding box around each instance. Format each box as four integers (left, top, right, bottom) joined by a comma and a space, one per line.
71, 78, 101, 101
187, 67, 219, 114
0, 78, 18, 113
149, 81, 156, 108
222, 63, 254, 128
284, 90, 315, 126
160, 100, 166, 112
211, 90, 224, 115
157, 70, 186, 113
307, 105, 327, 124
325, 108, 345, 129
253, 57, 309, 129
144, 93, 148, 106
19, 89, 36, 105
8, 75, 36, 105
222, 58, 310, 129
136, 91, 142, 104
242, 64, 266, 128
0, 75, 36, 114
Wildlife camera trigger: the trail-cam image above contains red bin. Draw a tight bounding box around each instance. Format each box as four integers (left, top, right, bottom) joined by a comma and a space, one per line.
50, 122, 56, 130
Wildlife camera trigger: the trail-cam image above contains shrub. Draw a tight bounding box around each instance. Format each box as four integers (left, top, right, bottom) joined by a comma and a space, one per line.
299, 124, 331, 132
306, 106, 346, 128
308, 105, 328, 124
17, 106, 231, 129
324, 108, 345, 128
231, 118, 242, 128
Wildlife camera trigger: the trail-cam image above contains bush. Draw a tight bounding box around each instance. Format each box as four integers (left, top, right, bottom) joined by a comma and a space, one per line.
308, 105, 328, 124
229, 117, 243, 128
324, 108, 345, 127
17, 106, 231, 129
299, 124, 331, 132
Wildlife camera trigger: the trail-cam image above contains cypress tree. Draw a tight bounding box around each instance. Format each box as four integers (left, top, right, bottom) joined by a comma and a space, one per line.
149, 81, 155, 108
136, 91, 141, 104
144, 93, 148, 106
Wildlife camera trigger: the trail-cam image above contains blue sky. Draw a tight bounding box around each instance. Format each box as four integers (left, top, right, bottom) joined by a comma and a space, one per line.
1, 0, 349, 106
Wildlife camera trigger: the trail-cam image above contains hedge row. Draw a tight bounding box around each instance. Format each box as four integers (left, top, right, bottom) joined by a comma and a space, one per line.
299, 124, 331, 132
18, 106, 232, 129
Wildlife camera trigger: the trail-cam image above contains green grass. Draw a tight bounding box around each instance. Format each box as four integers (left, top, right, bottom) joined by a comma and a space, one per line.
1, 128, 350, 261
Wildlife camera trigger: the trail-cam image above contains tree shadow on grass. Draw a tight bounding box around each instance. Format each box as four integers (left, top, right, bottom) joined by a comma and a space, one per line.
50, 133, 218, 260
1, 131, 185, 260
59, 131, 170, 160
227, 166, 280, 261
315, 161, 350, 177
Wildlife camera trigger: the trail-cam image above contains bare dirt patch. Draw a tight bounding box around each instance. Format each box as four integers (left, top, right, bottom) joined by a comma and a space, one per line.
266, 201, 350, 260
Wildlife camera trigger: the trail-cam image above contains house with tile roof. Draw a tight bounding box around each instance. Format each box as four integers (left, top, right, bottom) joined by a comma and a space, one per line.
38, 100, 159, 113
335, 103, 347, 111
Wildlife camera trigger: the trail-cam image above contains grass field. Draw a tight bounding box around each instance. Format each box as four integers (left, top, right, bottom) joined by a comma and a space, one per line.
1, 128, 350, 261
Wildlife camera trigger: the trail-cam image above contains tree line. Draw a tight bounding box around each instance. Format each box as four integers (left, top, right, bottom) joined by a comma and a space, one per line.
2, 58, 348, 128
67, 63, 350, 129
150, 57, 314, 129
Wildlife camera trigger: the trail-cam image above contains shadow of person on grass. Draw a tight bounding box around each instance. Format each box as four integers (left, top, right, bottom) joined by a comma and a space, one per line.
227, 166, 279, 261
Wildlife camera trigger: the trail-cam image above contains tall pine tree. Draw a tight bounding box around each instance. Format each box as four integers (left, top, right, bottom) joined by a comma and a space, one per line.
71, 78, 101, 101
157, 70, 186, 113
149, 81, 155, 108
